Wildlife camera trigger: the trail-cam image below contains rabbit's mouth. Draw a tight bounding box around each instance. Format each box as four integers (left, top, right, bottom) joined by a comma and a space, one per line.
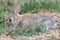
5, 21, 12, 27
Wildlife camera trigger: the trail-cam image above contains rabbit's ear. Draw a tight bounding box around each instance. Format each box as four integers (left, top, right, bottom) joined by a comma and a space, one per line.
14, 4, 20, 14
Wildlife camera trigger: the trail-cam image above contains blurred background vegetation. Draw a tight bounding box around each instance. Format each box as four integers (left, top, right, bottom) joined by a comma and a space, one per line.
0, 0, 60, 36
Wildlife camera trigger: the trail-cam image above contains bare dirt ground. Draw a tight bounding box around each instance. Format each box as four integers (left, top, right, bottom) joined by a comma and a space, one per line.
0, 10, 60, 40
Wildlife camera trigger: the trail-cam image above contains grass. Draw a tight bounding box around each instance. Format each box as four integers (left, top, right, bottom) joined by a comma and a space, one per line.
0, 0, 60, 36
20, 0, 60, 14
6, 24, 49, 36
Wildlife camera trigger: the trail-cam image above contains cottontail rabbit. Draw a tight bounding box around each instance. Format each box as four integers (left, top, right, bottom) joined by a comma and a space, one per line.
5, 4, 57, 28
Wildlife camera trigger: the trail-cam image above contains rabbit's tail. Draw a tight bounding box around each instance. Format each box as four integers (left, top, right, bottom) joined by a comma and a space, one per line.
44, 20, 57, 28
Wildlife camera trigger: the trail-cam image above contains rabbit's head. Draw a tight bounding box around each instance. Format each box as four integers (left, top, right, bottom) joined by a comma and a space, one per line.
5, 4, 20, 27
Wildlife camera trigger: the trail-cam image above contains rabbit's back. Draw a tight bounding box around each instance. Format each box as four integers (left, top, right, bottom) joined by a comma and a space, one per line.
21, 14, 57, 28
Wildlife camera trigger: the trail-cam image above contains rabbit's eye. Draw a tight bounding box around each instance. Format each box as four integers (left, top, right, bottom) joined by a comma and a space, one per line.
9, 19, 12, 22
